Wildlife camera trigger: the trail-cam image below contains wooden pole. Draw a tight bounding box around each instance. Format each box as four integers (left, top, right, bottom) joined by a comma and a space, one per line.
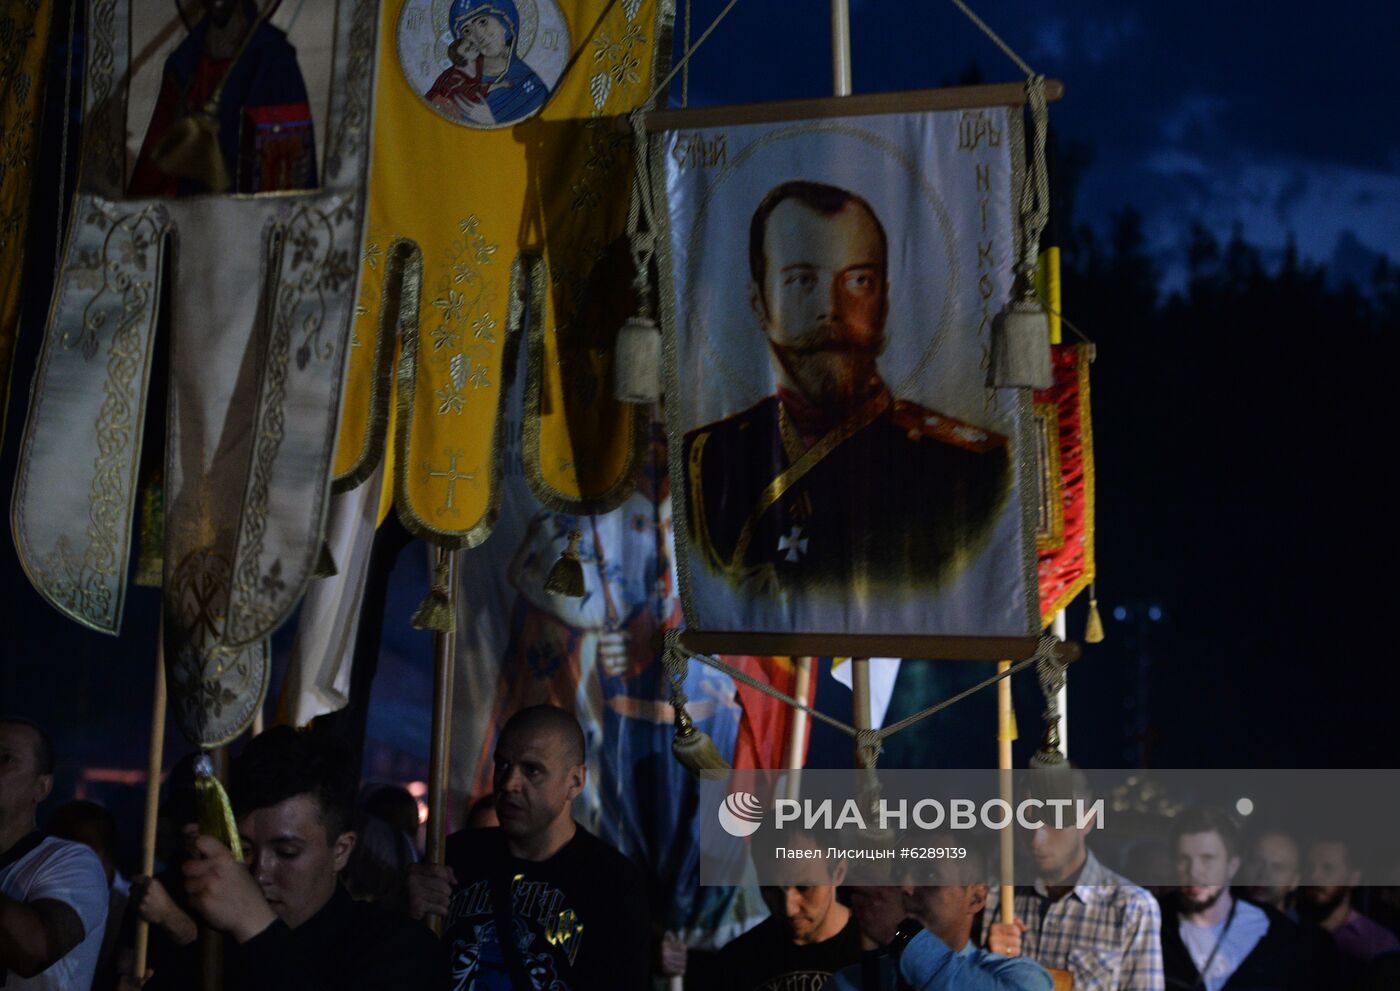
200, 747, 228, 991
132, 621, 168, 979
424, 545, 458, 936
997, 660, 1014, 924
1051, 609, 1068, 758
785, 658, 813, 802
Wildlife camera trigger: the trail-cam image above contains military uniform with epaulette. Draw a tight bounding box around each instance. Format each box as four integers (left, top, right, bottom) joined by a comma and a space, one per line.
683, 388, 1011, 592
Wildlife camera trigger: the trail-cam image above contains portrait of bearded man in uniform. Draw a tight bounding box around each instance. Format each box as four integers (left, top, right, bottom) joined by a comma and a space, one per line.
682, 180, 1011, 593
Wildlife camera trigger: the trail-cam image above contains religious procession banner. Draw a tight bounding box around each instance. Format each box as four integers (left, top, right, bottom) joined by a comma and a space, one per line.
1034, 342, 1095, 623
332, 0, 671, 549
10, 0, 378, 746
448, 369, 759, 946
0, 0, 52, 447
652, 91, 1040, 637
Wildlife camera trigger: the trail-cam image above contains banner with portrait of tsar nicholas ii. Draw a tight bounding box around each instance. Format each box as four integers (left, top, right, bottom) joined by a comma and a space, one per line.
652, 92, 1041, 637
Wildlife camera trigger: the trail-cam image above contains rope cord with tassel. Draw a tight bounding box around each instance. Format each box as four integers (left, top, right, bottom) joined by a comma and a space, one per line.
661, 631, 1065, 775
411, 548, 456, 632
1030, 637, 1068, 767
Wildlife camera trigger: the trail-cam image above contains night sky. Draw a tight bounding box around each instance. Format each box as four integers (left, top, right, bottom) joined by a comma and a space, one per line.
4, 0, 1399, 829
675, 0, 1400, 289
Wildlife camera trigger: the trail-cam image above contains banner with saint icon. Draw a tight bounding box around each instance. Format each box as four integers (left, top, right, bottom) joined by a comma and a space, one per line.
331, 0, 672, 554
11, 0, 377, 746
651, 93, 1041, 637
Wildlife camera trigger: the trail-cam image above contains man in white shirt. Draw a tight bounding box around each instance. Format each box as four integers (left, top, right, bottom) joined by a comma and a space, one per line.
1158, 807, 1308, 990
0, 717, 108, 990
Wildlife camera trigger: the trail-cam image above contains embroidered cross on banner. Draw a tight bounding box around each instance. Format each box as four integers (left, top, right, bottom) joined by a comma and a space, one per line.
425, 449, 474, 516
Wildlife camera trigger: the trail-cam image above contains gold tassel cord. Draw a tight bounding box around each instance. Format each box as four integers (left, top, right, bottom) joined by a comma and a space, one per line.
411, 551, 456, 632
1084, 587, 1105, 644
662, 631, 731, 776
672, 709, 731, 775
543, 529, 585, 598
193, 753, 242, 860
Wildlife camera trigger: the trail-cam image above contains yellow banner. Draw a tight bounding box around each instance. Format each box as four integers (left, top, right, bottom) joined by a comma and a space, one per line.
0, 1, 52, 446
334, 0, 667, 544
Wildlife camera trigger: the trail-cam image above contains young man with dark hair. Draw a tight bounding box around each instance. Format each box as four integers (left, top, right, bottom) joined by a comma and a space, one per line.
714, 825, 862, 990
1159, 807, 1311, 990
140, 726, 442, 989
407, 703, 651, 989
0, 716, 109, 990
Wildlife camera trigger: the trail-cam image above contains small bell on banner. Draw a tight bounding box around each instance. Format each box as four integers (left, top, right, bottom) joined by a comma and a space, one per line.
613, 315, 661, 403
312, 540, 338, 579
193, 753, 243, 859
411, 552, 456, 632
991, 298, 1053, 389
544, 530, 585, 598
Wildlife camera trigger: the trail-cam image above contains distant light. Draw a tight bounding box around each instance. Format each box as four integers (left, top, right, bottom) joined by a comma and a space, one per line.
406, 780, 430, 825
1113, 606, 1128, 621
1236, 797, 1254, 816
1148, 606, 1163, 622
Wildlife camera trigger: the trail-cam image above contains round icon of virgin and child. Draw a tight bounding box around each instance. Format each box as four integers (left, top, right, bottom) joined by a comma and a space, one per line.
398, 0, 571, 128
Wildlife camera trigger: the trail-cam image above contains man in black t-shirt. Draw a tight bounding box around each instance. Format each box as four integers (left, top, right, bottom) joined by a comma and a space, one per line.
407, 705, 650, 990
714, 828, 861, 990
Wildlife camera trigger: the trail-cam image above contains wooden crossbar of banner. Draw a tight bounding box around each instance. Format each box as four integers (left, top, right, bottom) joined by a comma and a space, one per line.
639, 80, 1064, 132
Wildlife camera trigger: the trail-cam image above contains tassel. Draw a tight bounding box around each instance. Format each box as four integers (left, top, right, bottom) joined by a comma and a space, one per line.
134, 481, 165, 587
152, 111, 231, 193
411, 553, 456, 632
1084, 586, 1104, 644
613, 316, 662, 404
312, 540, 338, 579
543, 529, 585, 597
991, 299, 1053, 389
193, 753, 243, 859
671, 710, 731, 776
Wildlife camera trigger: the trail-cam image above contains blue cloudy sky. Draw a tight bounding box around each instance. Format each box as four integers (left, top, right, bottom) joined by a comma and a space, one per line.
672, 0, 1400, 290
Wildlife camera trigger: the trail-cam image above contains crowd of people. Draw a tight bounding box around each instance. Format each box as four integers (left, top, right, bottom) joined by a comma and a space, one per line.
2, 712, 1398, 990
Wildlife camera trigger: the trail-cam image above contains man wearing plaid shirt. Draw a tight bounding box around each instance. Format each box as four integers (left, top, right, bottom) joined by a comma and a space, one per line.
982, 777, 1164, 991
